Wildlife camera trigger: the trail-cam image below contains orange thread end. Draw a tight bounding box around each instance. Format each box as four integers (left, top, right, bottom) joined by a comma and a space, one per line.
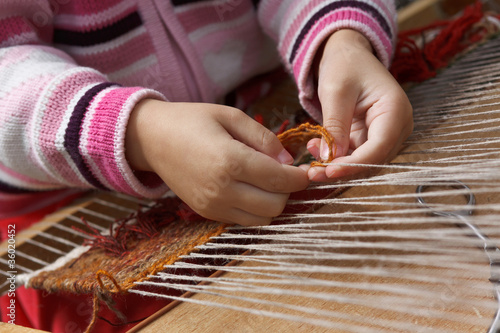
96, 270, 123, 294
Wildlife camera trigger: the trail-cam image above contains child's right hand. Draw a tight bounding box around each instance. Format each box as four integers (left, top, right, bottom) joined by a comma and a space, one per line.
125, 99, 310, 226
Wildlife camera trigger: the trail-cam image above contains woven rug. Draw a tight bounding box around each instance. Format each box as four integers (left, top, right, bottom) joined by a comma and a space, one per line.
26, 198, 226, 294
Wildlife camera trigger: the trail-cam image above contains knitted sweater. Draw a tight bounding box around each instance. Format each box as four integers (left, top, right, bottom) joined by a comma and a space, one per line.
0, 0, 397, 200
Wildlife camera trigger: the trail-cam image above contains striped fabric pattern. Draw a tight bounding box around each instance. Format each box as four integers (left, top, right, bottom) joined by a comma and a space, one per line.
0, 0, 396, 200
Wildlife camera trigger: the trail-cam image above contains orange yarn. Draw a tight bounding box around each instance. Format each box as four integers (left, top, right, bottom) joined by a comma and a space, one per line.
96, 270, 123, 293
277, 122, 336, 167
84, 292, 101, 333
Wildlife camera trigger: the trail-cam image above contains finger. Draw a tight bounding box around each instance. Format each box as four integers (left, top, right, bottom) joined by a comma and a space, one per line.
306, 138, 334, 181
229, 181, 290, 218
325, 111, 413, 178
306, 138, 321, 161
185, 181, 284, 225
349, 117, 368, 149
298, 164, 310, 172
234, 147, 310, 193
308, 166, 329, 182
218, 207, 274, 226
217, 108, 294, 165
317, 79, 358, 158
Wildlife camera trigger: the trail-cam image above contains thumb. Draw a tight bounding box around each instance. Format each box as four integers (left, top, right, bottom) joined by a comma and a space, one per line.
318, 86, 358, 158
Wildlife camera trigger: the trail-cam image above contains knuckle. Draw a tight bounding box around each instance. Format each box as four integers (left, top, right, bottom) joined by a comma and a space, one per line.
217, 156, 245, 184
318, 81, 351, 101
225, 106, 240, 122
322, 118, 350, 139
190, 190, 209, 212
224, 105, 246, 123
259, 128, 276, 148
213, 153, 241, 178
190, 193, 223, 222
227, 158, 243, 176
205, 182, 221, 199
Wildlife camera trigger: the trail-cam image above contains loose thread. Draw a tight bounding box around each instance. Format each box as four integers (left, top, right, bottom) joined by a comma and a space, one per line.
72, 197, 206, 257
98, 292, 128, 324
84, 292, 100, 333
276, 119, 290, 135
72, 217, 129, 256
277, 122, 336, 167
84, 270, 127, 333
96, 269, 123, 294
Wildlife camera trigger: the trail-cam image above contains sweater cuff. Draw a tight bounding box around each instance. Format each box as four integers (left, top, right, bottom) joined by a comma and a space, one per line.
288, 7, 395, 122
81, 85, 168, 198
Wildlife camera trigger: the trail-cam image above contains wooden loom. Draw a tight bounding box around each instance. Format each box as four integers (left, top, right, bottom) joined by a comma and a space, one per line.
3, 1, 500, 332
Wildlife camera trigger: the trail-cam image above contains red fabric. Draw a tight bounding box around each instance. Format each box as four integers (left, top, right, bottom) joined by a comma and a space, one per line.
1, 286, 172, 332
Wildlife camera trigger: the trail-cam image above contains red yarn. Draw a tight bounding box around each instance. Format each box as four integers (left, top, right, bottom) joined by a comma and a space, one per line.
123, 198, 188, 239
391, 1, 493, 84
276, 119, 290, 135
72, 197, 205, 256
254, 113, 264, 125
73, 218, 130, 256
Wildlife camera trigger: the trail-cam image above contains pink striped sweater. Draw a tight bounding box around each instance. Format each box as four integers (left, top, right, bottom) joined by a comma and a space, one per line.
0, 0, 397, 202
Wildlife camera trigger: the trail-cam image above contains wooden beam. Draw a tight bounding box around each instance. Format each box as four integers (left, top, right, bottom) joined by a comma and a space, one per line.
0, 323, 48, 333
397, 0, 475, 31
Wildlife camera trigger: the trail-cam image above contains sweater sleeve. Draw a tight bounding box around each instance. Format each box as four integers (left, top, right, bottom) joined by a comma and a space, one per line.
0, 3, 168, 199
257, 0, 398, 122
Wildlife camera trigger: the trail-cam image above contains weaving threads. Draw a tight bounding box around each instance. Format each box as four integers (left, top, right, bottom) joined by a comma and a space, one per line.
27, 221, 227, 292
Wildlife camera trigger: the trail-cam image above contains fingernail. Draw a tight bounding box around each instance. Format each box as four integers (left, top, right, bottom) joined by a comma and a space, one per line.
326, 165, 339, 178
309, 167, 321, 180
306, 141, 315, 151
320, 139, 329, 161
298, 164, 310, 172
277, 149, 294, 165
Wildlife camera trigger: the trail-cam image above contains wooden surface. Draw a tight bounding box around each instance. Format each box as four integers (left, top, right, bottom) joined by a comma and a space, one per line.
397, 0, 475, 31
0, 323, 48, 333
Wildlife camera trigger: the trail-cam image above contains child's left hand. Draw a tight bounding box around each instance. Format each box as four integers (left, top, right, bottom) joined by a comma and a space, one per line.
305, 29, 413, 181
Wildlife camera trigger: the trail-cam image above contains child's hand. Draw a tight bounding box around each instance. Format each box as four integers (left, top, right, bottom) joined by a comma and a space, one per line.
306, 29, 413, 181
126, 100, 310, 226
